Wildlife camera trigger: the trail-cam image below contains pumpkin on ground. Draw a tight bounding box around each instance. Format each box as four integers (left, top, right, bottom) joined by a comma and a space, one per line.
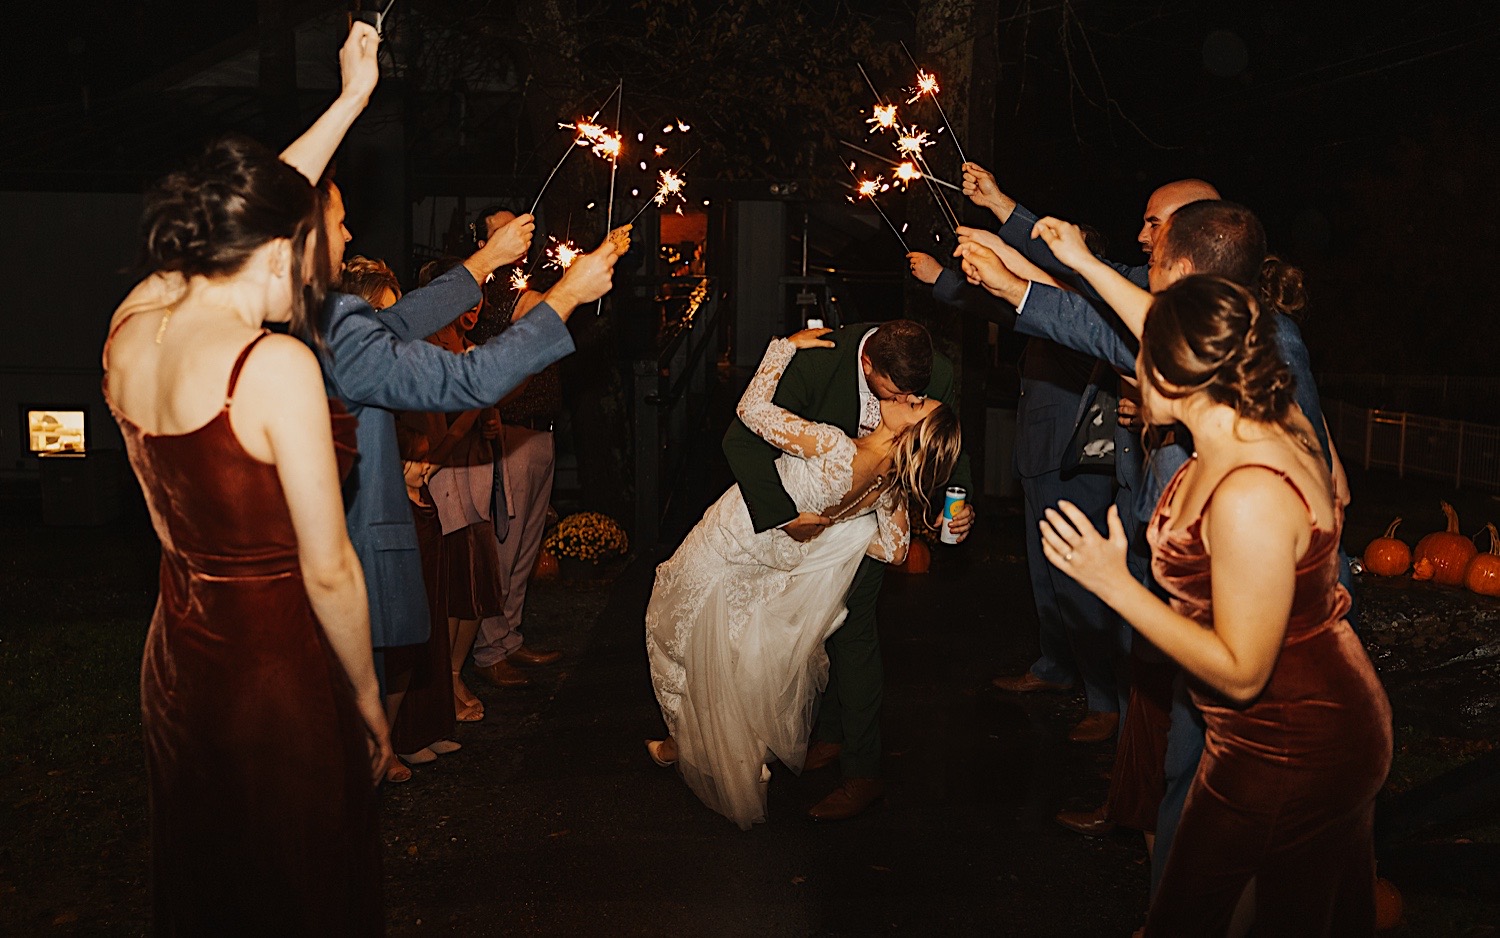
1374, 876, 1404, 930
532, 550, 559, 581
895, 538, 931, 574
1413, 501, 1477, 587
1464, 523, 1500, 598
1362, 518, 1411, 577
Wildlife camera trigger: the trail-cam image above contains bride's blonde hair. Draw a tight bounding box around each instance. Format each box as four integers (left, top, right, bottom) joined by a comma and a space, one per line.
889, 404, 963, 530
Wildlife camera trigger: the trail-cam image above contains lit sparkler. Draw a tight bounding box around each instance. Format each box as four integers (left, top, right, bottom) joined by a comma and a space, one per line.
906, 69, 940, 104
509, 268, 529, 292
626, 150, 700, 226
527, 81, 623, 216
893, 124, 959, 231
654, 145, 666, 156
899, 42, 970, 164
563, 119, 622, 161
546, 238, 581, 270
867, 103, 899, 134
893, 161, 922, 189
845, 166, 910, 253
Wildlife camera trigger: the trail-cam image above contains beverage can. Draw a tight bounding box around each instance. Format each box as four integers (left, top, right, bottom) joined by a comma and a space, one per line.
939, 486, 966, 544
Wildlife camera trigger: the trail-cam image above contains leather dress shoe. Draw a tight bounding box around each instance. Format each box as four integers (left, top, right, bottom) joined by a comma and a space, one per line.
991, 672, 1074, 693
508, 645, 563, 667
1055, 805, 1116, 837
476, 659, 531, 688
807, 778, 885, 821
1068, 711, 1120, 744
803, 740, 842, 772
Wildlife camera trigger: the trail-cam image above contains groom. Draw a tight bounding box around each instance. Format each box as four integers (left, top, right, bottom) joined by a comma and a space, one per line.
722, 320, 974, 820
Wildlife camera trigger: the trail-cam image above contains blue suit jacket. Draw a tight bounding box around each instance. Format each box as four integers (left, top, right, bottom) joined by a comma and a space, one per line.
318, 265, 576, 648
998, 202, 1333, 514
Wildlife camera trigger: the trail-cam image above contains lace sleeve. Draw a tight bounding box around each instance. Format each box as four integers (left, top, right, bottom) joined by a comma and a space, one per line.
865, 488, 910, 564
736, 338, 847, 458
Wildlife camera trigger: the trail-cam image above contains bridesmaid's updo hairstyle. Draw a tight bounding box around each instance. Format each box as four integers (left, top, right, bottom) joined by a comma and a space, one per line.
1140, 275, 1312, 447
889, 403, 962, 531
139, 134, 330, 345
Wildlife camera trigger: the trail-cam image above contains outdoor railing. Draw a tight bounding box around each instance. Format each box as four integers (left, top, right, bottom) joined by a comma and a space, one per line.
630, 278, 728, 546
1325, 398, 1500, 492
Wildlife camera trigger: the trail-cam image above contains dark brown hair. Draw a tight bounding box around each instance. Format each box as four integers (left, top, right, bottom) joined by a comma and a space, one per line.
139, 134, 329, 345
340, 255, 401, 308
864, 319, 933, 394
1139, 275, 1313, 448
1157, 200, 1309, 321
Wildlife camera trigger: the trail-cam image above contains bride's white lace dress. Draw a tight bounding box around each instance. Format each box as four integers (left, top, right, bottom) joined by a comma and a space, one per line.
645, 338, 908, 829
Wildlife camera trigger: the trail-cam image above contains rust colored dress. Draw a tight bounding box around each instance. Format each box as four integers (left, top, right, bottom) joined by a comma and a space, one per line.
107, 332, 382, 936
1144, 462, 1392, 937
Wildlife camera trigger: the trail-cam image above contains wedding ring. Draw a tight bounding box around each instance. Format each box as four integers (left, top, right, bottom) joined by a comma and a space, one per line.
1064, 552, 1075, 562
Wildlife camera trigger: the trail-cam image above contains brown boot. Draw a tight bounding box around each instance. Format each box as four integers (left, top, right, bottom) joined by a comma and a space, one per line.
807, 778, 886, 821
1055, 805, 1116, 837
992, 672, 1075, 693
509, 645, 563, 667
803, 740, 842, 772
476, 659, 531, 688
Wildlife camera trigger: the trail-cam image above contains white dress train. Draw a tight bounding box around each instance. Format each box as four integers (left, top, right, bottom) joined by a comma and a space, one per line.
645, 339, 907, 829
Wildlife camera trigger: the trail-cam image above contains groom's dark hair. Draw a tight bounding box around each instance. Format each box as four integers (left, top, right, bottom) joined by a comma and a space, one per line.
865, 320, 933, 393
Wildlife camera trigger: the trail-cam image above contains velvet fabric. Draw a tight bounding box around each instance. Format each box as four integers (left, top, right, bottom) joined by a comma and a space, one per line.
109, 334, 382, 936
388, 497, 457, 754
1143, 463, 1392, 937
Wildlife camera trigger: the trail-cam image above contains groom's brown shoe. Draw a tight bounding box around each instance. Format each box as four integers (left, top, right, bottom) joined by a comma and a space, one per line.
508, 645, 563, 667
476, 659, 531, 688
807, 778, 885, 821
991, 672, 1074, 693
803, 740, 842, 772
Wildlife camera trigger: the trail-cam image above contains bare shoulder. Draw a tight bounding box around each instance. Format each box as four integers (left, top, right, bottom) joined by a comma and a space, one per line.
1205, 463, 1316, 544
235, 334, 325, 396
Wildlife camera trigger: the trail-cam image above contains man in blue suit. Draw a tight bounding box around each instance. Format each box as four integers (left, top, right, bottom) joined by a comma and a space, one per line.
317, 178, 621, 668
912, 252, 1122, 743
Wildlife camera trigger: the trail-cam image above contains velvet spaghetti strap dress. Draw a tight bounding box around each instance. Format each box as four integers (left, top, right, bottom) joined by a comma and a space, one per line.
106, 331, 382, 936
1144, 462, 1392, 937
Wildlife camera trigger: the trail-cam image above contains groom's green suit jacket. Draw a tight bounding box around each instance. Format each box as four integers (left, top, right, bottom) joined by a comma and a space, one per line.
722, 324, 973, 534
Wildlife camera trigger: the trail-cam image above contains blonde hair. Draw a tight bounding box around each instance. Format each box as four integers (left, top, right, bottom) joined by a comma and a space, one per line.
889, 403, 963, 529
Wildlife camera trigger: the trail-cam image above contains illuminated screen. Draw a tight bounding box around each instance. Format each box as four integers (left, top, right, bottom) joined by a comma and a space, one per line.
27, 410, 87, 455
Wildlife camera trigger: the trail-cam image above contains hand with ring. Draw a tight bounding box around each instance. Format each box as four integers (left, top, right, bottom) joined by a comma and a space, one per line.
1039, 501, 1131, 600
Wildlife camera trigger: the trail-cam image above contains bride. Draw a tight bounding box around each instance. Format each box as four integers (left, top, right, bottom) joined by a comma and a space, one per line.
644, 328, 962, 829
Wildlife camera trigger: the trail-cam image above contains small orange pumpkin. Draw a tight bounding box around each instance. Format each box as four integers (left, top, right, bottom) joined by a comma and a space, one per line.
1413, 501, 1478, 587
896, 538, 931, 574
1374, 876, 1404, 930
1362, 518, 1411, 577
1464, 523, 1500, 598
532, 550, 559, 581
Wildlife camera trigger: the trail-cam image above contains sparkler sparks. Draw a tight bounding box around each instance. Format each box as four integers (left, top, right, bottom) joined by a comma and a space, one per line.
845, 168, 909, 252
654, 145, 666, 156
866, 104, 899, 134
906, 69, 940, 104
546, 238, 581, 270
562, 119, 622, 161
896, 126, 933, 157
509, 269, 529, 292
893, 161, 922, 189
652, 169, 687, 206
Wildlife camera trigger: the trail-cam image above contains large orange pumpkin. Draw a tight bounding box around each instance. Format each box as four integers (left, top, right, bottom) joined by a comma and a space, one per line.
1413, 501, 1477, 587
1362, 518, 1411, 577
1464, 523, 1500, 598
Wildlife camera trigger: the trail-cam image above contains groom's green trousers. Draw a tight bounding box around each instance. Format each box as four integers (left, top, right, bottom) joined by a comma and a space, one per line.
813, 555, 886, 778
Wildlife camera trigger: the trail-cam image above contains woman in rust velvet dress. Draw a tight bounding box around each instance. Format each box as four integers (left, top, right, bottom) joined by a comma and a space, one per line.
1039, 276, 1391, 936
103, 35, 389, 931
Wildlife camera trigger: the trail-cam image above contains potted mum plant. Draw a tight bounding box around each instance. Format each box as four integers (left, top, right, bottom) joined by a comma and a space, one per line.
543, 511, 629, 579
